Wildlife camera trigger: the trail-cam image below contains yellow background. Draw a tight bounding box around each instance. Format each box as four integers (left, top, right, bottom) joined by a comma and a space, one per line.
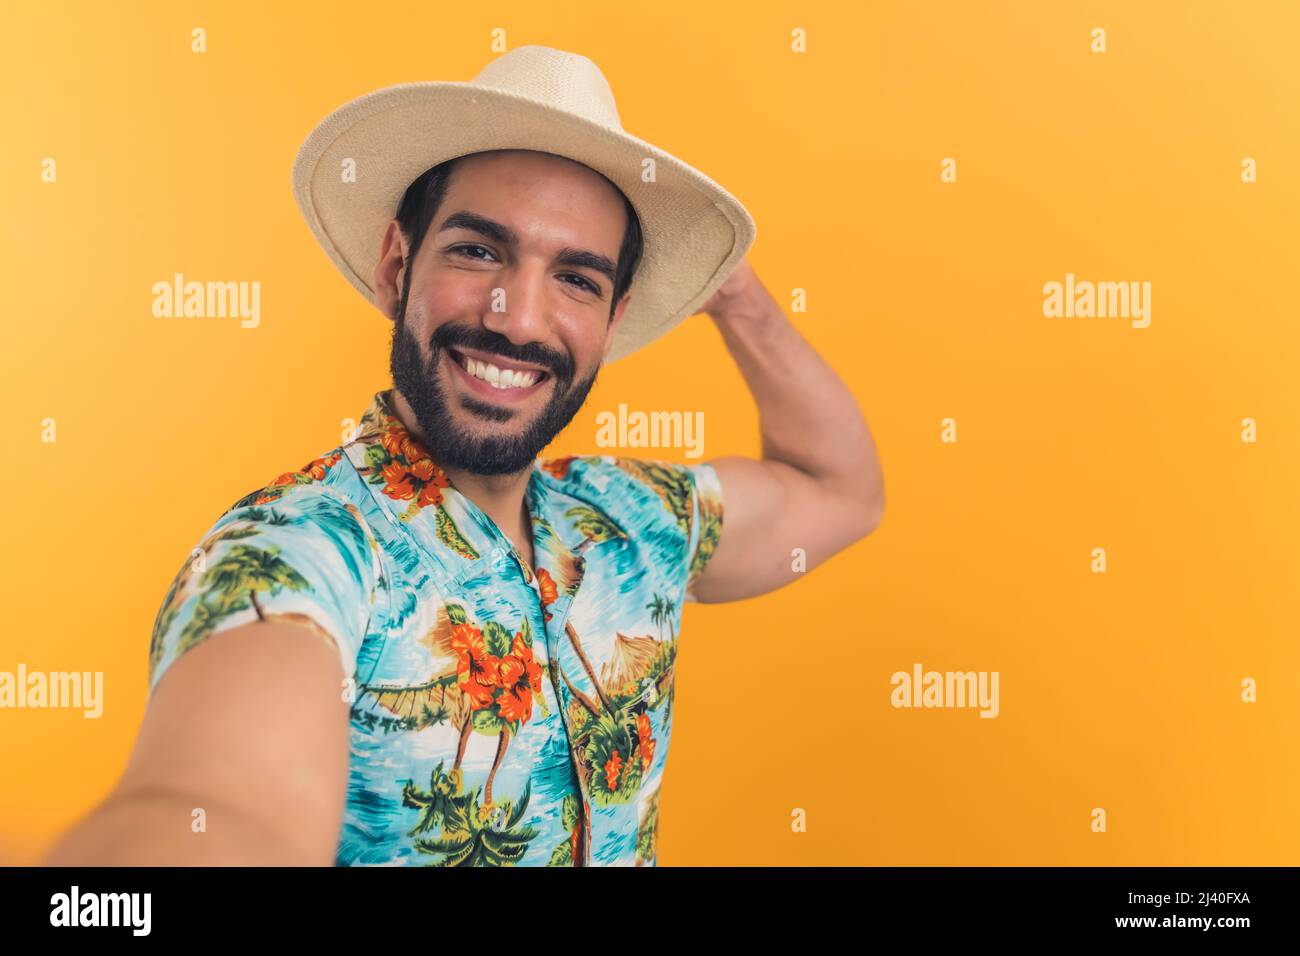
1, 0, 1297, 865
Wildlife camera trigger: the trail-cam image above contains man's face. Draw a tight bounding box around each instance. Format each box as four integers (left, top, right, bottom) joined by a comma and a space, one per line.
379, 149, 631, 476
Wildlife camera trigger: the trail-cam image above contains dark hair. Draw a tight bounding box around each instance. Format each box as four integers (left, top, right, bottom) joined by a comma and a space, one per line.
394, 151, 644, 320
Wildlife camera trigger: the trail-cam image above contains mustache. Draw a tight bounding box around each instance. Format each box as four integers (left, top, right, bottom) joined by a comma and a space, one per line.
429, 324, 574, 383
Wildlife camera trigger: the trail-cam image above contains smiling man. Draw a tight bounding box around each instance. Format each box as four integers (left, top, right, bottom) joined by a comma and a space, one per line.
45, 46, 884, 867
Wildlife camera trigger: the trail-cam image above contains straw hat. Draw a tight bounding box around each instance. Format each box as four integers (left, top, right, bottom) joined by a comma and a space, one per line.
290, 44, 756, 364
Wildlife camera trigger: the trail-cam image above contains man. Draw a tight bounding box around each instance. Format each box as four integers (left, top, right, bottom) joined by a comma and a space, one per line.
45, 46, 883, 866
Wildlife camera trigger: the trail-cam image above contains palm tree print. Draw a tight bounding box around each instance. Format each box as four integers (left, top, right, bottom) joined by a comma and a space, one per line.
356, 601, 550, 854
564, 504, 628, 544
160, 538, 313, 662
565, 619, 618, 716
403, 778, 539, 867
689, 495, 723, 586
148, 517, 285, 676
148, 484, 378, 683
401, 760, 460, 836
176, 591, 250, 656
660, 594, 678, 641
555, 628, 676, 809
646, 594, 666, 640
204, 543, 310, 622
636, 789, 660, 866
356, 673, 460, 734
545, 792, 586, 866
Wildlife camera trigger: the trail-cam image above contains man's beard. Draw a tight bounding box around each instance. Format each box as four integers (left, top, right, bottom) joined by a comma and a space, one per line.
389, 287, 601, 476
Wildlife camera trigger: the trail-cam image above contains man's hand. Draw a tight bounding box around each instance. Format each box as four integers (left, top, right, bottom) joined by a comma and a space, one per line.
701, 257, 764, 318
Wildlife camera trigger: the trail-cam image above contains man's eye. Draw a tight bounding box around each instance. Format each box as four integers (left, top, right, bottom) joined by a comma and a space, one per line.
450, 244, 495, 261
448, 247, 595, 293
561, 274, 599, 294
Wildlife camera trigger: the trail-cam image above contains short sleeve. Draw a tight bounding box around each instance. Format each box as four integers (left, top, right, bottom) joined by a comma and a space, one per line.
147, 485, 381, 697
683, 461, 725, 604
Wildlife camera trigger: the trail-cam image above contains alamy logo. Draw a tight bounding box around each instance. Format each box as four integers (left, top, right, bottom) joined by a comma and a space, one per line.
595, 403, 705, 458
50, 886, 151, 936
1043, 272, 1151, 328
890, 663, 1000, 718
151, 272, 261, 328
0, 664, 102, 718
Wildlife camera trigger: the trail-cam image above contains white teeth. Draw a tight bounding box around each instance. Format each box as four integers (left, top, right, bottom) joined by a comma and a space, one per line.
461, 354, 540, 389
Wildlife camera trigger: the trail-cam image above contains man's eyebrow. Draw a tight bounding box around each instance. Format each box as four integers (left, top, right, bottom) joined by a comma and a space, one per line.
555, 247, 617, 287
437, 210, 517, 246
437, 210, 618, 289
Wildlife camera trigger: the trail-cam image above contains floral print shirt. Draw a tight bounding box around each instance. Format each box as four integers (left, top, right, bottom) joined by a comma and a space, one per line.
147, 388, 724, 866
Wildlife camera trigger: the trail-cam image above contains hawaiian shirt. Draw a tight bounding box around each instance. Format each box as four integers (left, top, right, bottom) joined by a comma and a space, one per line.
147, 388, 724, 866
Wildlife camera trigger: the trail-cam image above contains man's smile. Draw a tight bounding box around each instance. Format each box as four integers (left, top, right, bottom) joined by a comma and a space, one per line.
444, 345, 554, 405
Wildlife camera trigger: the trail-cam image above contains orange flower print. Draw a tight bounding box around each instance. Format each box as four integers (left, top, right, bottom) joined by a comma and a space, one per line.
369, 406, 458, 514
636, 711, 655, 773
459, 673, 497, 711
376, 420, 451, 510
380, 461, 418, 501
403, 437, 428, 462
536, 567, 558, 622
542, 456, 575, 480
256, 452, 343, 503
415, 462, 452, 508
494, 633, 545, 724
270, 451, 343, 488
408, 458, 436, 482
380, 426, 410, 461
513, 632, 544, 677
302, 451, 342, 481
379, 427, 402, 458
381, 423, 431, 465
416, 482, 444, 509
495, 664, 530, 723
604, 750, 623, 791
450, 623, 500, 710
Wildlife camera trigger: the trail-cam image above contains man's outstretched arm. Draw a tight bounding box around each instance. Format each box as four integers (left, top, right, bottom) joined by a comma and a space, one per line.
688, 259, 885, 604
43, 621, 352, 866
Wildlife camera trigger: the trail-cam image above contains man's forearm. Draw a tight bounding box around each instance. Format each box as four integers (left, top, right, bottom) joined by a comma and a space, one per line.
44, 785, 331, 866
707, 280, 883, 511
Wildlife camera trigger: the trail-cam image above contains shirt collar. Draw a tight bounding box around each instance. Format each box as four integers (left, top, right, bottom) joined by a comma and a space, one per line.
344, 389, 592, 581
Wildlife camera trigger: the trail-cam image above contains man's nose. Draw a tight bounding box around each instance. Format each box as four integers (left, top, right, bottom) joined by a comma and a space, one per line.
482, 263, 551, 346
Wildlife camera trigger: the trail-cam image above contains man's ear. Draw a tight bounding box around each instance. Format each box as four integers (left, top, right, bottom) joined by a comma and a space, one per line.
373, 220, 409, 322
602, 292, 631, 360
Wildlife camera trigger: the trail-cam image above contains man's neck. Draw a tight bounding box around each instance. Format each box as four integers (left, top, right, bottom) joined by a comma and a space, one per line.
390, 389, 536, 567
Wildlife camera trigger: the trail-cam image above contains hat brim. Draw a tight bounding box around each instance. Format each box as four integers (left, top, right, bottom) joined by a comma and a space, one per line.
291, 81, 756, 365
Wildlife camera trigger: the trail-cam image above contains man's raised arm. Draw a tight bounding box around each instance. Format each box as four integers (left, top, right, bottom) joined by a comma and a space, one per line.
688, 259, 886, 604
